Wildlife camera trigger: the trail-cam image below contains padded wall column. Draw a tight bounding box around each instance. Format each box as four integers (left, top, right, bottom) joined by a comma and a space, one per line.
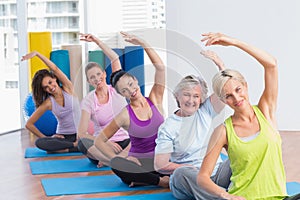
28, 32, 52, 89
124, 46, 144, 95
88, 50, 105, 91
50, 50, 71, 80
104, 48, 124, 84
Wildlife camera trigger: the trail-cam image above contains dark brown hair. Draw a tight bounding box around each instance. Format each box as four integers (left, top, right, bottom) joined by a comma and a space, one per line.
31, 69, 60, 107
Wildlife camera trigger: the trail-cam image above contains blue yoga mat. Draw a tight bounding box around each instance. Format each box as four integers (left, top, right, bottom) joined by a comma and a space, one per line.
25, 147, 83, 158
79, 192, 176, 200
41, 174, 161, 196
220, 153, 228, 161
30, 158, 110, 174
287, 182, 300, 196
78, 183, 300, 199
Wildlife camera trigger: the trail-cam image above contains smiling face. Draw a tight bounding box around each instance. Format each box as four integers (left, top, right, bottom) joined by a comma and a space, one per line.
116, 75, 140, 99
86, 66, 107, 89
176, 84, 202, 117
41, 76, 59, 94
221, 79, 249, 109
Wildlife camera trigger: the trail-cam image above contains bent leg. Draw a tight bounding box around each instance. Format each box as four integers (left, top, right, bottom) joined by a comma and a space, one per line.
170, 166, 223, 200
35, 134, 77, 152
110, 157, 161, 186
78, 137, 130, 166
212, 159, 232, 189
77, 137, 99, 164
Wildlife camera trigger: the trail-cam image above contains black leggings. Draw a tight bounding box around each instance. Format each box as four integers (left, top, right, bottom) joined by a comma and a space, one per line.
78, 138, 130, 165
35, 134, 78, 152
110, 156, 166, 186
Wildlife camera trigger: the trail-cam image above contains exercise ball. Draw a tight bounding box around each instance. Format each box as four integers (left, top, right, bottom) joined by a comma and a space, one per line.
23, 93, 58, 136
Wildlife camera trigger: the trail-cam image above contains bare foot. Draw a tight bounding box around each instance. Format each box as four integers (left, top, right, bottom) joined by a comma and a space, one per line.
97, 161, 105, 168
129, 182, 148, 187
158, 176, 170, 188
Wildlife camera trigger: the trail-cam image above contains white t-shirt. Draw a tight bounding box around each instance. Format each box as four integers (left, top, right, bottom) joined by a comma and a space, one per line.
155, 98, 222, 175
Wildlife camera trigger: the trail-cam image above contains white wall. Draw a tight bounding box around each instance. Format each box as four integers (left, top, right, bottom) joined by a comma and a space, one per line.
165, 0, 300, 130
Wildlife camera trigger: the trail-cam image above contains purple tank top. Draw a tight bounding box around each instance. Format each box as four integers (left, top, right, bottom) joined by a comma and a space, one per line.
50, 90, 78, 134
127, 98, 164, 158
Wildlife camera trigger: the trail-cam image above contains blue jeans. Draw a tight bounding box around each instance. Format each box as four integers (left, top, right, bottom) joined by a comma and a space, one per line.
170, 159, 231, 200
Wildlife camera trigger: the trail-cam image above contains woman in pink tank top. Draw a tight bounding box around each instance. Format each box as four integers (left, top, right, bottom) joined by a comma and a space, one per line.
77, 34, 130, 168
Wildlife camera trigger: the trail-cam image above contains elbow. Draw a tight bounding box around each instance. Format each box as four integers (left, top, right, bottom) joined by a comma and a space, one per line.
154, 157, 164, 173
25, 122, 29, 130
25, 121, 32, 130
94, 136, 102, 149
269, 57, 278, 69
154, 158, 161, 172
94, 134, 106, 150
272, 58, 278, 68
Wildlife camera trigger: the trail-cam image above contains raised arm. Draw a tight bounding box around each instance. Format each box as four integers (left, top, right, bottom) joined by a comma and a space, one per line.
200, 50, 225, 71
121, 31, 165, 105
21, 51, 73, 93
80, 33, 122, 73
201, 33, 278, 123
197, 125, 246, 199
200, 50, 225, 113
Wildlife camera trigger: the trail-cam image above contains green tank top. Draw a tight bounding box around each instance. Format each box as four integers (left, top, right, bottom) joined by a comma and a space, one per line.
225, 106, 287, 200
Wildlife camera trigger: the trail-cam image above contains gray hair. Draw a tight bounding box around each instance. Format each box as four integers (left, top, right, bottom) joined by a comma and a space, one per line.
173, 75, 208, 106
212, 69, 246, 98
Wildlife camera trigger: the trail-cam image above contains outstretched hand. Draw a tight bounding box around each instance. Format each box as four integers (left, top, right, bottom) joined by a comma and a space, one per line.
201, 32, 235, 47
21, 51, 37, 61
200, 50, 225, 70
120, 31, 144, 45
79, 33, 98, 43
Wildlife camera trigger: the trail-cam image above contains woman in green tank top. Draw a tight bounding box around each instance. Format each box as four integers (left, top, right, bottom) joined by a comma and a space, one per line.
197, 32, 299, 200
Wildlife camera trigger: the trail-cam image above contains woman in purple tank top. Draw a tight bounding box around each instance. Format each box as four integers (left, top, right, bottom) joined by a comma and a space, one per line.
93, 31, 169, 188
21, 51, 79, 153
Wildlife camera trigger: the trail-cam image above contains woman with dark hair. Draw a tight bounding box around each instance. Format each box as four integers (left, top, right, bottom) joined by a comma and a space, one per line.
93, 31, 169, 188
22, 51, 80, 153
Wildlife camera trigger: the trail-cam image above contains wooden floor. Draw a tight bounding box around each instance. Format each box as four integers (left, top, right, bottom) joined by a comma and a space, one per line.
0, 129, 299, 199
0, 129, 169, 200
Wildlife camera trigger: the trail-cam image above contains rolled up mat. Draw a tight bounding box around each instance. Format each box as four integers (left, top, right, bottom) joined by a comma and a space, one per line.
61, 44, 83, 100
50, 50, 71, 79
104, 48, 125, 84
28, 32, 52, 89
124, 46, 144, 95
